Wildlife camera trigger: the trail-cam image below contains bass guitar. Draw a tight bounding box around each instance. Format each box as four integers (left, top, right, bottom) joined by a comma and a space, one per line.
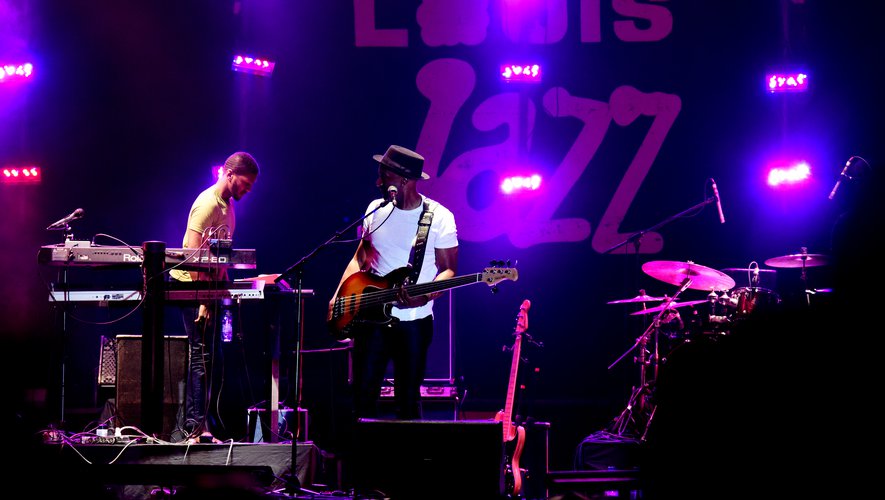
328, 265, 518, 340
496, 299, 530, 496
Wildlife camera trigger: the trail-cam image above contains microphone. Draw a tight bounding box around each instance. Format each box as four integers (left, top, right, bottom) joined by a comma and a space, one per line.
752, 266, 760, 286
46, 208, 85, 230
828, 157, 853, 200
711, 178, 725, 223
386, 185, 398, 207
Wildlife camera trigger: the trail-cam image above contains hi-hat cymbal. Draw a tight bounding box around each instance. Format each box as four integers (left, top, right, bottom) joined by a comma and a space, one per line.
607, 293, 665, 304
630, 299, 709, 316
641, 260, 736, 291
764, 253, 830, 268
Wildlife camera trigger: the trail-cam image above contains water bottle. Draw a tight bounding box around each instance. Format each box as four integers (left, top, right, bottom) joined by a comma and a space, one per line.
221, 308, 233, 343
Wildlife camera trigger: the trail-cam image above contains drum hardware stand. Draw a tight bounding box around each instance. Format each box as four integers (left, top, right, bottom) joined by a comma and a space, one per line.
601, 183, 720, 438
608, 278, 693, 439
798, 247, 812, 307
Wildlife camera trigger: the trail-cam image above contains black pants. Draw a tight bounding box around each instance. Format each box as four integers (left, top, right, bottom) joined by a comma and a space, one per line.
350, 315, 434, 420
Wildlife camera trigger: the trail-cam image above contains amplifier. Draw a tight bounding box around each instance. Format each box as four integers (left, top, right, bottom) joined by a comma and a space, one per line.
379, 385, 459, 398
378, 385, 461, 420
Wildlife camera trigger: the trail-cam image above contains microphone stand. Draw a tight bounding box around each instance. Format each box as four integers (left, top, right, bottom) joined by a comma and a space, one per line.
274, 200, 392, 496
603, 195, 718, 255
46, 222, 77, 429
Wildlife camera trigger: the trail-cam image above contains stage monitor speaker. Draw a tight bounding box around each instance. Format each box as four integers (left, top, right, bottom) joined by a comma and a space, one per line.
353, 419, 504, 499
115, 335, 187, 441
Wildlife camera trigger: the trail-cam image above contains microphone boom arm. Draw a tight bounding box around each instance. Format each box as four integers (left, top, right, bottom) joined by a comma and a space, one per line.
604, 196, 718, 254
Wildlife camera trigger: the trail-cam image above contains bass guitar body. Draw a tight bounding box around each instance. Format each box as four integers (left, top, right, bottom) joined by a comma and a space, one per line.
328, 267, 409, 337
496, 410, 526, 496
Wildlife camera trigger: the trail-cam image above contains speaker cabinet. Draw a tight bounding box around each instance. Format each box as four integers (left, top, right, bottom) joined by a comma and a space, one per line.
353, 419, 504, 499
115, 335, 187, 440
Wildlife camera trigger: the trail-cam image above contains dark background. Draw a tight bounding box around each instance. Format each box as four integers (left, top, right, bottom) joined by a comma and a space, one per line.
2, 0, 883, 478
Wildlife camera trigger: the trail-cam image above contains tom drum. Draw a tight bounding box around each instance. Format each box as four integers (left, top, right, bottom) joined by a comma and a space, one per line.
730, 287, 781, 319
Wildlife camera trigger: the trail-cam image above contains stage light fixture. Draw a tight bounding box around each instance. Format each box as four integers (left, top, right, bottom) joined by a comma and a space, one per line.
500, 63, 542, 83
232, 54, 275, 77
767, 162, 811, 187
501, 174, 542, 194
0, 62, 34, 83
766, 71, 808, 93
2, 165, 41, 184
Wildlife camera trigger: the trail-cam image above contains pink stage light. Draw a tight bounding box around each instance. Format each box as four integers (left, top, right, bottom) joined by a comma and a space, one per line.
2, 166, 41, 184
0, 62, 34, 83
500, 63, 542, 83
766, 71, 808, 93
232, 54, 275, 77
501, 174, 542, 194
767, 162, 811, 187
215, 165, 224, 179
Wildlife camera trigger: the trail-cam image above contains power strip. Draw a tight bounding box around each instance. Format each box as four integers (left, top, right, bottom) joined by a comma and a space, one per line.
81, 436, 116, 444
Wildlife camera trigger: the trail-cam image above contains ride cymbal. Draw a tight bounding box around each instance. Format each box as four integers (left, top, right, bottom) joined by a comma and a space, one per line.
641, 260, 736, 291
764, 253, 830, 268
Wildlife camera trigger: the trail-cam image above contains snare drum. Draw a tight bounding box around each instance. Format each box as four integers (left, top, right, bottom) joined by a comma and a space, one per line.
731, 287, 781, 319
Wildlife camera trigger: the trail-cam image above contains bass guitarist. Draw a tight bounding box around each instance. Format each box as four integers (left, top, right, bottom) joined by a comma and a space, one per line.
328, 145, 458, 421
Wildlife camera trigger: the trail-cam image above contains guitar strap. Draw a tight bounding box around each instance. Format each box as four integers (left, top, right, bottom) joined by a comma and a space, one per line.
407, 199, 436, 284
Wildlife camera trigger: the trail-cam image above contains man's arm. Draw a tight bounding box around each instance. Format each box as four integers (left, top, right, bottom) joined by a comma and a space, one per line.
398, 245, 458, 307
183, 228, 206, 281
327, 240, 369, 320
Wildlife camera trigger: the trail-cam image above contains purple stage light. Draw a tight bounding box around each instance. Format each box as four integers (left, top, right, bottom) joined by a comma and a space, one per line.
232, 54, 275, 77
767, 162, 811, 187
500, 63, 542, 83
0, 62, 34, 83
501, 174, 542, 194
766, 71, 808, 93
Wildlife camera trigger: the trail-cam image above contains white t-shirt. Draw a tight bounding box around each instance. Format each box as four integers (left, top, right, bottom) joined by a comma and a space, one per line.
360, 195, 458, 321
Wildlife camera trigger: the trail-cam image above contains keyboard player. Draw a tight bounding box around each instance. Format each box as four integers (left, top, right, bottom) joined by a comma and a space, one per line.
169, 151, 260, 444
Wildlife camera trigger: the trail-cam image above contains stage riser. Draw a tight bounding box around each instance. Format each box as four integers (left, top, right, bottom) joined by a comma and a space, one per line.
352, 419, 505, 499
35, 442, 317, 499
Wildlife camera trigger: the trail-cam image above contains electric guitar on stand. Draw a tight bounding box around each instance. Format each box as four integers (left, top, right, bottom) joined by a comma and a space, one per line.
496, 299, 530, 497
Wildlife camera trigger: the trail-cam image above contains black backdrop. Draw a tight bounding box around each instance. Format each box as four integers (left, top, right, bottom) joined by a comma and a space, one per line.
2, 0, 883, 474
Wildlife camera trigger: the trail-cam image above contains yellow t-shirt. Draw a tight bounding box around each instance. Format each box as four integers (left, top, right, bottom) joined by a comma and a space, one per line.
169, 185, 235, 282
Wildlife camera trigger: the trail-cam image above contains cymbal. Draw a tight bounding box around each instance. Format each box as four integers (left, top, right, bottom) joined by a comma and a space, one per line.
722, 268, 776, 274
641, 260, 736, 291
764, 253, 830, 268
630, 299, 709, 316
608, 293, 665, 304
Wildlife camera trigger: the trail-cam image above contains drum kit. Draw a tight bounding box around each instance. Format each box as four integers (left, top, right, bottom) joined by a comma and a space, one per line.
607, 251, 830, 439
